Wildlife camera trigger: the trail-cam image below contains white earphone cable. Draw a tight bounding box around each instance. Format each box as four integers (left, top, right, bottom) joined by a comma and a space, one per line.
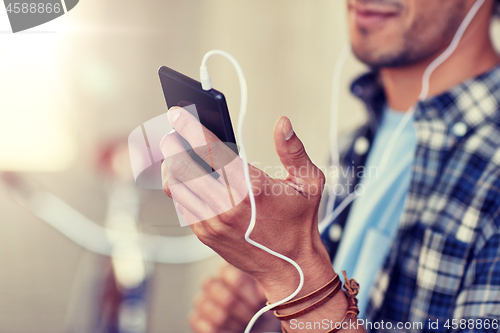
198, 2, 484, 331
325, 44, 352, 217
200, 50, 304, 333
322, 0, 486, 230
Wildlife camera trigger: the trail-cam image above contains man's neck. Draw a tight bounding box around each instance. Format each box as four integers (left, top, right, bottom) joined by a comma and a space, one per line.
380, 18, 500, 112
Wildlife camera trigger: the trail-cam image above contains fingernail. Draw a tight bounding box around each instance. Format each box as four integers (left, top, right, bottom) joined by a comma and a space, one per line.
168, 107, 181, 123
283, 118, 294, 141
159, 130, 176, 156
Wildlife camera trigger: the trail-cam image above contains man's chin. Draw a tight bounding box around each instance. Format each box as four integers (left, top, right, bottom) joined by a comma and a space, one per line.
351, 44, 386, 68
351, 42, 410, 69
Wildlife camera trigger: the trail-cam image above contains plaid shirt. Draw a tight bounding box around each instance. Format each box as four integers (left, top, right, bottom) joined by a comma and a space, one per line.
321, 64, 500, 332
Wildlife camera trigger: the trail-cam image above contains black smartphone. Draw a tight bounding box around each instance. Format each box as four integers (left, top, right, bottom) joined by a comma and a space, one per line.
158, 66, 238, 178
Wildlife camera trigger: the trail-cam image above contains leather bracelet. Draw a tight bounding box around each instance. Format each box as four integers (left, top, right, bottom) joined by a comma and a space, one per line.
325, 271, 360, 333
280, 296, 357, 333
268, 274, 339, 311
280, 271, 359, 333
325, 295, 359, 333
274, 279, 342, 321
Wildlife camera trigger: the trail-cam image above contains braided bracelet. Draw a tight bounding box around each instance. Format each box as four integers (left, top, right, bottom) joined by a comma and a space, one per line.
267, 274, 339, 311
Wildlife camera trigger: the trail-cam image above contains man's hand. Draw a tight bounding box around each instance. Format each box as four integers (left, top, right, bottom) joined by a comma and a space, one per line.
189, 263, 279, 333
160, 106, 335, 303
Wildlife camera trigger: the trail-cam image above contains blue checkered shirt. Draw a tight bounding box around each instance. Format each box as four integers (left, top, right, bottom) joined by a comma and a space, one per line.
321, 65, 500, 332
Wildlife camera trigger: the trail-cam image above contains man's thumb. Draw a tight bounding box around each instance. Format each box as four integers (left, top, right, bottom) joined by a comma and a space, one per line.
274, 117, 320, 181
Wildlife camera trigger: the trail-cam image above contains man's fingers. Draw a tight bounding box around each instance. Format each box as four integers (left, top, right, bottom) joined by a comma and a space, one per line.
220, 264, 266, 309
203, 278, 257, 324
161, 132, 235, 216
167, 106, 238, 170
189, 313, 214, 333
273, 116, 325, 192
188, 312, 235, 333
273, 116, 312, 172
160, 130, 214, 183
162, 108, 252, 211
175, 201, 203, 226
163, 176, 216, 223
194, 297, 242, 331
189, 263, 267, 333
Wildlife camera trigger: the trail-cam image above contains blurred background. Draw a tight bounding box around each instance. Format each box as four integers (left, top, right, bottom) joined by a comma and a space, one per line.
1, 1, 499, 332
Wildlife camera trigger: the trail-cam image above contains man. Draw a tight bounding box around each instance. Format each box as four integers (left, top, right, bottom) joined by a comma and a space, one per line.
161, 0, 500, 332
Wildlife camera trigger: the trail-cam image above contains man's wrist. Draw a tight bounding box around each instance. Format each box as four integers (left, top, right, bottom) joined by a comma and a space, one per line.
256, 249, 336, 303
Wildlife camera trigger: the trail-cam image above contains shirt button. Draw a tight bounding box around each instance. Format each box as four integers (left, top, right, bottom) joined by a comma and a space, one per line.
329, 224, 342, 242
354, 136, 370, 155
353, 85, 364, 96
453, 122, 467, 137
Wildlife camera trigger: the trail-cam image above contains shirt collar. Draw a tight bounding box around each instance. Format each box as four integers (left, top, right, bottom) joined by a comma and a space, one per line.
415, 63, 500, 140
350, 71, 385, 132
350, 63, 500, 143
